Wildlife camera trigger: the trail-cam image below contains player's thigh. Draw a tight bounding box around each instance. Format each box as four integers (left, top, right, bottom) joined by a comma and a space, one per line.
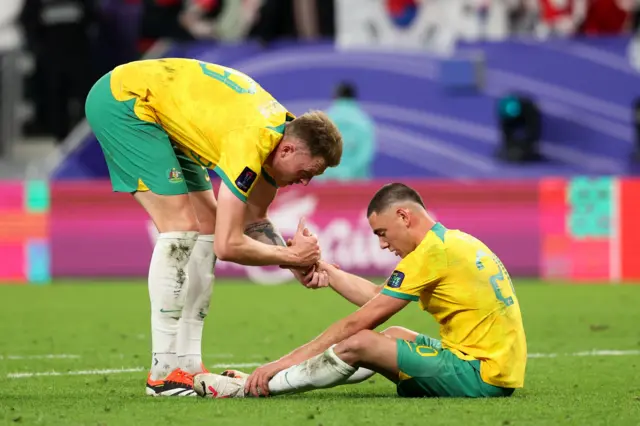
396, 336, 512, 398
86, 72, 189, 197
188, 189, 217, 235
381, 326, 420, 342
175, 147, 217, 235
134, 191, 198, 234
396, 334, 445, 397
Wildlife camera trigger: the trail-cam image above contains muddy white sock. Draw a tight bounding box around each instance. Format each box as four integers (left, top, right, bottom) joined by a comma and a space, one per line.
148, 231, 198, 380
267, 348, 356, 396
178, 235, 216, 374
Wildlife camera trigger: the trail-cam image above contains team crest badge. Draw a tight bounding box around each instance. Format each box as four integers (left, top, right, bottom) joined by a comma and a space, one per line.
167, 168, 184, 183
235, 167, 257, 192
388, 270, 405, 288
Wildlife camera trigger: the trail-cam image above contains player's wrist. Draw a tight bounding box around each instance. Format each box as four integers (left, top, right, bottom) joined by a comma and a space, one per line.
281, 246, 304, 267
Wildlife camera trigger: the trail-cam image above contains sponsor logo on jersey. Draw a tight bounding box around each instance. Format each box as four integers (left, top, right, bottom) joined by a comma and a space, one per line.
236, 167, 257, 192
388, 270, 405, 288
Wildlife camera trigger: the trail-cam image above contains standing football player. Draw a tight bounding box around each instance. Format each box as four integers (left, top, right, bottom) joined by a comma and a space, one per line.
196, 183, 527, 399
84, 58, 343, 396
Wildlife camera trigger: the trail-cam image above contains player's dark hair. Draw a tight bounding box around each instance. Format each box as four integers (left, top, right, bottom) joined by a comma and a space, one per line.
367, 183, 425, 217
286, 110, 343, 168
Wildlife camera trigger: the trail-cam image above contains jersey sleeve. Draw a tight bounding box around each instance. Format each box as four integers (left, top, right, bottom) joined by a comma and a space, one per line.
213, 127, 271, 202
380, 246, 446, 301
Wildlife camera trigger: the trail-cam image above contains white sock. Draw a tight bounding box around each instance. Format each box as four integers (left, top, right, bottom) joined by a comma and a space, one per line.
267, 348, 356, 396
149, 231, 198, 380
343, 367, 376, 384
178, 235, 216, 374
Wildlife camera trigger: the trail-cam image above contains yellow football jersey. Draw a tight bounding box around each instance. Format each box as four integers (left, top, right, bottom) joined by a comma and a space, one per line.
109, 58, 295, 201
381, 223, 527, 389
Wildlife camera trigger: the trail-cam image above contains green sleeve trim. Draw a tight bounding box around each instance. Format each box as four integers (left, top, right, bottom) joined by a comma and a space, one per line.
431, 222, 446, 242
381, 288, 419, 301
266, 113, 294, 134
267, 123, 286, 134
213, 166, 247, 203
261, 168, 278, 188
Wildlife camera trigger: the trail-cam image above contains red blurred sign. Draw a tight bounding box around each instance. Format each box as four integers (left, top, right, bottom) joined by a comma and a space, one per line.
50, 180, 541, 283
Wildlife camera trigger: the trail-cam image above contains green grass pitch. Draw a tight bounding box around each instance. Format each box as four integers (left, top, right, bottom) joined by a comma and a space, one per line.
0, 280, 639, 426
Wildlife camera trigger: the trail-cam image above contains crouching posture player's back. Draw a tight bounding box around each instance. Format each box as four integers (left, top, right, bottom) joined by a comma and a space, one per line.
85, 58, 342, 396
196, 183, 527, 398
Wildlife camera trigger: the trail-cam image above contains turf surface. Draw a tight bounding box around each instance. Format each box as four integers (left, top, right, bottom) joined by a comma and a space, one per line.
1, 280, 639, 425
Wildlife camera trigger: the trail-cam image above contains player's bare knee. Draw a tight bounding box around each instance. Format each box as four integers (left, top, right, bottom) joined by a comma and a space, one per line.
189, 189, 217, 235
167, 204, 198, 233
196, 219, 215, 236
380, 326, 404, 337
338, 330, 377, 355
172, 215, 200, 233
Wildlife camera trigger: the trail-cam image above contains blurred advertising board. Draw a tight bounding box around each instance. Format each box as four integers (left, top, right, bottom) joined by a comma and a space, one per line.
50, 180, 539, 282
2, 178, 640, 284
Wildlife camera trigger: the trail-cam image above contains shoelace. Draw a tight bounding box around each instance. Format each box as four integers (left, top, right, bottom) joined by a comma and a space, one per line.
167, 370, 194, 386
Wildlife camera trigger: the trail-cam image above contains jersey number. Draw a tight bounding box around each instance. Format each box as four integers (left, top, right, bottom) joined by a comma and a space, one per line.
475, 250, 515, 307
199, 62, 257, 95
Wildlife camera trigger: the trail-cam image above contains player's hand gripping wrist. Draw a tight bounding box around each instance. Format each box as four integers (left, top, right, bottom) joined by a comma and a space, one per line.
285, 218, 321, 267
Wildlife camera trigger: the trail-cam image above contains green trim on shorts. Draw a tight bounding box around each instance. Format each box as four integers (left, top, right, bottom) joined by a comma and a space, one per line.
381, 288, 420, 301
85, 72, 212, 195
395, 334, 515, 398
213, 166, 247, 203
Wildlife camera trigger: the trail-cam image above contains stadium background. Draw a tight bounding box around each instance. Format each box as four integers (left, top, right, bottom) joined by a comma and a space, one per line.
1, 2, 640, 424
2, 0, 640, 285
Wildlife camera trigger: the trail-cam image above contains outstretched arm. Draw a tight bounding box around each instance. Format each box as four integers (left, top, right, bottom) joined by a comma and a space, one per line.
245, 292, 410, 396
319, 261, 383, 307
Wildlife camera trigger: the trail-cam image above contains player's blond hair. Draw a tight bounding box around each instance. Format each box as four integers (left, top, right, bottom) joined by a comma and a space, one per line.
285, 110, 343, 167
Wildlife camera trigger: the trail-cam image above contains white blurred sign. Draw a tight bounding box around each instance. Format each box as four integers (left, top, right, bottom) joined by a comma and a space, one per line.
335, 0, 512, 54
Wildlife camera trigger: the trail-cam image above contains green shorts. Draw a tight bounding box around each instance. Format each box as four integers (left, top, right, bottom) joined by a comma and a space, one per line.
85, 72, 212, 195
396, 335, 515, 398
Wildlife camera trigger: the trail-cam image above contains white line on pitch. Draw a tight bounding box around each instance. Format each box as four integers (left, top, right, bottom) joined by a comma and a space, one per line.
0, 353, 261, 362
211, 362, 262, 369
6, 363, 263, 379
7, 367, 145, 378
0, 354, 81, 361
205, 354, 266, 360
528, 349, 640, 358
7, 349, 640, 379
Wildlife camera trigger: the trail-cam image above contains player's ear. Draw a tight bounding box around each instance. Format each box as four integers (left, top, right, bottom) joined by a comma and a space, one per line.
397, 208, 410, 226
286, 138, 303, 155
279, 141, 293, 157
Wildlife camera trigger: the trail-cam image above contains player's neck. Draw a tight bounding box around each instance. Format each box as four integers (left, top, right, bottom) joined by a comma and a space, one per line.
263, 151, 278, 177
412, 215, 437, 247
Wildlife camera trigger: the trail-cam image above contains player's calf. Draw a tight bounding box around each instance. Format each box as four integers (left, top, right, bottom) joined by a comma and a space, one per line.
178, 234, 216, 374
177, 189, 217, 374
149, 231, 199, 381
